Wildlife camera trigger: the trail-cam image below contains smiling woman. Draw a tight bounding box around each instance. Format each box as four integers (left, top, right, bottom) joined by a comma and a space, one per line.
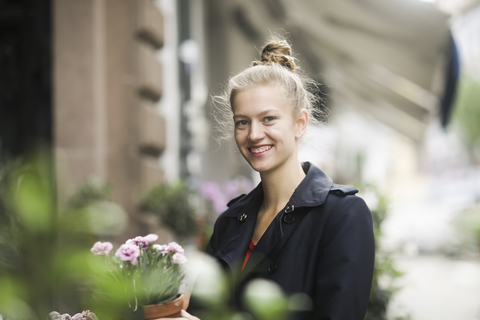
176, 37, 375, 320
232, 84, 307, 176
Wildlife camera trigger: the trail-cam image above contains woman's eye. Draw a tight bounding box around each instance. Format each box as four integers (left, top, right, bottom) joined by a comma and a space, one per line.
264, 116, 275, 122
236, 120, 249, 126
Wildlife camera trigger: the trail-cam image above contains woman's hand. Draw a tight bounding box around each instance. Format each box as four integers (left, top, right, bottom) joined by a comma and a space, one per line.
170, 310, 200, 320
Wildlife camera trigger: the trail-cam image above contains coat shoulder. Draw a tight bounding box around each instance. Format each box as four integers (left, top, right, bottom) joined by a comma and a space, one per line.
329, 183, 358, 196
227, 193, 247, 207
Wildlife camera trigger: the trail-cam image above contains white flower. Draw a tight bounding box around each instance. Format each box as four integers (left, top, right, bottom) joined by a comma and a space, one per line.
142, 234, 159, 243
172, 253, 187, 264
153, 244, 169, 255
90, 241, 113, 255
167, 242, 185, 254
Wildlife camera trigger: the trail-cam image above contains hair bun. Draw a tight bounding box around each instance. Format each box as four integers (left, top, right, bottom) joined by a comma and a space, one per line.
252, 39, 296, 72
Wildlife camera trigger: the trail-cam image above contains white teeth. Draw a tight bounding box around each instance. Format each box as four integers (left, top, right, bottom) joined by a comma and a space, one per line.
250, 146, 272, 154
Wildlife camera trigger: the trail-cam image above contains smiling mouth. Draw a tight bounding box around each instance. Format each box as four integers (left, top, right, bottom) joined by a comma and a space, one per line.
249, 146, 273, 154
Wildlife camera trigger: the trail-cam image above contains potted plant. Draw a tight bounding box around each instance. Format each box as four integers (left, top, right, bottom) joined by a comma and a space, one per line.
90, 234, 187, 318
138, 181, 197, 241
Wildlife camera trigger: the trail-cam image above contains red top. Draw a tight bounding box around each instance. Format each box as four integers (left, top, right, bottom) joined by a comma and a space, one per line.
241, 238, 256, 271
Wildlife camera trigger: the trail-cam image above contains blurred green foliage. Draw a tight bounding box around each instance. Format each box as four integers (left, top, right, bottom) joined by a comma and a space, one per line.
452, 76, 480, 160
65, 177, 127, 238
454, 203, 480, 254
354, 152, 406, 319
67, 177, 113, 210
0, 150, 58, 318
360, 185, 405, 320
0, 157, 23, 272
0, 150, 131, 320
188, 254, 311, 320
243, 279, 289, 320
138, 181, 197, 241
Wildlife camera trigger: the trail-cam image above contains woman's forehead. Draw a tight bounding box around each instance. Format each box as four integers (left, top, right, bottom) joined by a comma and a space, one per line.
232, 85, 290, 114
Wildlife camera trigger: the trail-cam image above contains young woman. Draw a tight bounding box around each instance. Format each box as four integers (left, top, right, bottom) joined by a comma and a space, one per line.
178, 38, 374, 320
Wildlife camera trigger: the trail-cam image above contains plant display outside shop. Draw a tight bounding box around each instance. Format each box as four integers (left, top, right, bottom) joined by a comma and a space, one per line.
199, 176, 254, 215
362, 185, 408, 320
0, 151, 409, 320
90, 234, 187, 312
139, 181, 197, 241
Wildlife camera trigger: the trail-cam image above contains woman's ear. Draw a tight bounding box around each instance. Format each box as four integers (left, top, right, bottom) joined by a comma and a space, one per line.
295, 109, 308, 139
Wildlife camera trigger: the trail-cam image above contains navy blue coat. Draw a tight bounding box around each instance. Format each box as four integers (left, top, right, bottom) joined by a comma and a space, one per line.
205, 162, 375, 319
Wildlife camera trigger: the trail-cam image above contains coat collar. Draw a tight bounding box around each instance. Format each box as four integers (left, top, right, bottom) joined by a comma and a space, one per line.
223, 162, 333, 218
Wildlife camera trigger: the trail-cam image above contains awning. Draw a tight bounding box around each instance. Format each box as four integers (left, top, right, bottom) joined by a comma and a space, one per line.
225, 0, 456, 141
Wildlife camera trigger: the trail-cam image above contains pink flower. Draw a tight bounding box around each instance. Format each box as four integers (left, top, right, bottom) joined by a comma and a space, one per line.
90, 241, 113, 255
172, 252, 187, 264
142, 234, 158, 243
153, 244, 169, 255
201, 178, 253, 214
200, 181, 221, 200
49, 312, 77, 320
72, 314, 83, 320
167, 242, 184, 254
127, 236, 147, 247
127, 234, 159, 247
81, 311, 98, 320
115, 243, 140, 265
69, 311, 97, 320
51, 311, 97, 320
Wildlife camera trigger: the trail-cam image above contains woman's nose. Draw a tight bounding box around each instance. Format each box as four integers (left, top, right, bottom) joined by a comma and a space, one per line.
248, 121, 265, 141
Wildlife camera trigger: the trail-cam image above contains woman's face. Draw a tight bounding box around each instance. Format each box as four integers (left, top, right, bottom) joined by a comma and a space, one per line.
232, 84, 307, 174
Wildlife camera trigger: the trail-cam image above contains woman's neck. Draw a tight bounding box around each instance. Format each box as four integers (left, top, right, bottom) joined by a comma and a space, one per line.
259, 159, 306, 215
251, 157, 306, 244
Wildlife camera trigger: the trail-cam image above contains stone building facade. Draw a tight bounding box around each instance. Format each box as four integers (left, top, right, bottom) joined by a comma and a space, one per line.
54, 0, 166, 235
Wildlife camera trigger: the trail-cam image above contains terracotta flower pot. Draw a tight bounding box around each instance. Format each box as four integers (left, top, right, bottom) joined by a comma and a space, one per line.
143, 294, 184, 319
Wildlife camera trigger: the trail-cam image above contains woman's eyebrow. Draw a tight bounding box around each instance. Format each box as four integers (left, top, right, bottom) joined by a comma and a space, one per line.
233, 109, 280, 119
258, 109, 280, 116
233, 114, 247, 119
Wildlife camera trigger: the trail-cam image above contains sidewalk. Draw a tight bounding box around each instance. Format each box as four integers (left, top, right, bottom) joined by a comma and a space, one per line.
388, 255, 480, 320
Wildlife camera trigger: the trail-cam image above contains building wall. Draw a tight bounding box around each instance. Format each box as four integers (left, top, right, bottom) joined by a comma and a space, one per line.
54, 0, 166, 236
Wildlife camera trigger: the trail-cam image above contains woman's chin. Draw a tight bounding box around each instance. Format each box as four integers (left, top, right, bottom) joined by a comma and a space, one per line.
248, 161, 273, 174
242, 153, 279, 173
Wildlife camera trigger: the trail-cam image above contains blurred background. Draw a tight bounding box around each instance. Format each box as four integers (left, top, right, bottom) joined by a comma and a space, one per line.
1, 0, 480, 319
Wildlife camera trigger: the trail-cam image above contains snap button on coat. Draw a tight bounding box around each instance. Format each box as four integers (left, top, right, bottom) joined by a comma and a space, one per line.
268, 263, 277, 274
283, 214, 295, 224
238, 213, 247, 222
285, 205, 295, 213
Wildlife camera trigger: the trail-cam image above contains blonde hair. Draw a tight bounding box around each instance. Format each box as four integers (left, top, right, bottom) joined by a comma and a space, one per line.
213, 36, 326, 142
